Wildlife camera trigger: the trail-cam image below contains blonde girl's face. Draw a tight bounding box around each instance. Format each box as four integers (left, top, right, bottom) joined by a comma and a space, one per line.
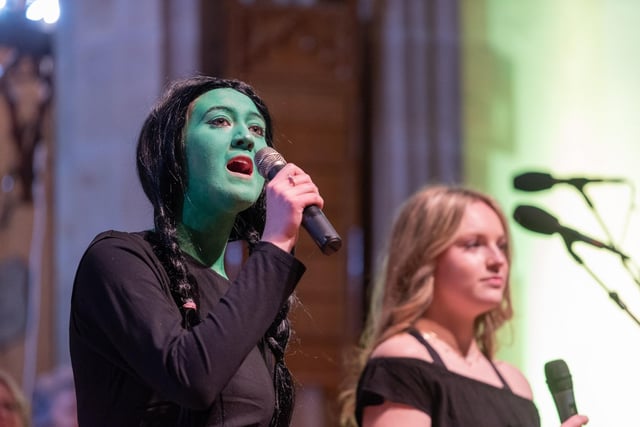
0, 382, 20, 427
431, 201, 509, 317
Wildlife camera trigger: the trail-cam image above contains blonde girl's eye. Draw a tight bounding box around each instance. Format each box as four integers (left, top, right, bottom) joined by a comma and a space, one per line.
462, 239, 482, 249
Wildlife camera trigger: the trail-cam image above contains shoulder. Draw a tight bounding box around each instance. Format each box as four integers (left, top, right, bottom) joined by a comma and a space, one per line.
358, 333, 437, 425
82, 230, 154, 263
75, 230, 163, 285
494, 360, 534, 400
88, 230, 149, 251
72, 230, 172, 314
370, 331, 433, 362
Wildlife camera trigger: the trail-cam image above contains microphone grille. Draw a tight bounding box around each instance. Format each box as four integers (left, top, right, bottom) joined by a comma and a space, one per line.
513, 172, 556, 191
545, 359, 573, 393
513, 205, 559, 235
255, 147, 286, 179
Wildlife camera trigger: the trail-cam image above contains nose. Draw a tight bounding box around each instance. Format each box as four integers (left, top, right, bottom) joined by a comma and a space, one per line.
231, 129, 255, 151
486, 245, 507, 270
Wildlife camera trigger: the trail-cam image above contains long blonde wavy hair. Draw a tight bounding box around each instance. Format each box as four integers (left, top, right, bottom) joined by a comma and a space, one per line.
339, 185, 514, 426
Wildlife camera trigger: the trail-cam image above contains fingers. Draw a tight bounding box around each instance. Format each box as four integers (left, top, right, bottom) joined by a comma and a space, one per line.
261, 163, 324, 252
560, 414, 589, 427
267, 163, 324, 209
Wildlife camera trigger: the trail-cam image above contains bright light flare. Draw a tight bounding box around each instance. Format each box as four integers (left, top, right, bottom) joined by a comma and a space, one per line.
25, 0, 59, 24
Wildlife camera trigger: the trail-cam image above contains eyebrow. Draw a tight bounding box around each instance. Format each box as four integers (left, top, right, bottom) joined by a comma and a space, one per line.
201, 106, 265, 123
456, 231, 506, 240
200, 106, 231, 121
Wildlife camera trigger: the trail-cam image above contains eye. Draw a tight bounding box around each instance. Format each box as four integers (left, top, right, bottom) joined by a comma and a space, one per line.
462, 239, 482, 249
208, 117, 230, 127
249, 124, 265, 137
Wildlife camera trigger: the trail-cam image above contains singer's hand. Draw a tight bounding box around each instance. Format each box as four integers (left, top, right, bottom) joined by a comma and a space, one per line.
560, 414, 589, 427
261, 163, 324, 253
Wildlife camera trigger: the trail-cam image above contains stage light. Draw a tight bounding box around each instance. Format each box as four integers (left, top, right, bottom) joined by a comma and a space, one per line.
25, 0, 58, 24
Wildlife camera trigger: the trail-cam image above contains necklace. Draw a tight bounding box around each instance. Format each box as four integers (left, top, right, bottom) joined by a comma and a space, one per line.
422, 330, 482, 367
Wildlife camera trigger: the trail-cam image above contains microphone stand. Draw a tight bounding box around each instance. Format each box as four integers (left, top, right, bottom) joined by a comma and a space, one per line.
562, 237, 640, 327
573, 185, 640, 289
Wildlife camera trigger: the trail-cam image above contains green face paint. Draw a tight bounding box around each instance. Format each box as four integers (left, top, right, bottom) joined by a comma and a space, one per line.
181, 88, 268, 229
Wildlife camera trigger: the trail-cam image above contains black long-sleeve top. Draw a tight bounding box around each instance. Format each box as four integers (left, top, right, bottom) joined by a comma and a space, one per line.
69, 230, 305, 426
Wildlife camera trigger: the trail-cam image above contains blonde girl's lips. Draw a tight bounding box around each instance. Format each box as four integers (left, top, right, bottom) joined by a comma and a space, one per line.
483, 276, 505, 287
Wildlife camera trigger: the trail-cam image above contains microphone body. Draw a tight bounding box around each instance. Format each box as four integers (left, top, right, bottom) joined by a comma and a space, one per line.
514, 171, 625, 192
513, 205, 628, 258
255, 147, 342, 255
545, 359, 578, 422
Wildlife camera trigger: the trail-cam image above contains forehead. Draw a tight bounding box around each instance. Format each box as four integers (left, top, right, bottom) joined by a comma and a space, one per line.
191, 88, 262, 118
456, 200, 505, 235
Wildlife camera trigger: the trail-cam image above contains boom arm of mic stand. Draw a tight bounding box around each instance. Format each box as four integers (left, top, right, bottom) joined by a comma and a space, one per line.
562, 238, 640, 328
576, 188, 640, 288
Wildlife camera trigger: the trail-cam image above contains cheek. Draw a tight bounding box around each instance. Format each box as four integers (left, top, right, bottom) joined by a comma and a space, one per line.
435, 254, 479, 289
185, 127, 227, 171
254, 139, 269, 152
187, 145, 224, 181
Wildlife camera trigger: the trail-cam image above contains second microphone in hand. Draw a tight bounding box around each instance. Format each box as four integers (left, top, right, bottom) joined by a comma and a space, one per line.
255, 147, 342, 255
545, 359, 578, 422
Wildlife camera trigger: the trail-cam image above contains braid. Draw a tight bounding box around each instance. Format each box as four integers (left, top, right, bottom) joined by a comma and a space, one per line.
265, 298, 296, 427
150, 206, 200, 327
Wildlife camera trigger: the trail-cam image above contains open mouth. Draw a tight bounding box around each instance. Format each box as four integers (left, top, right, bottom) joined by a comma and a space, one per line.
226, 156, 254, 176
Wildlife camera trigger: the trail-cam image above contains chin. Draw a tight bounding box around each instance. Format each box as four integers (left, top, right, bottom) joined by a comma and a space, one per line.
229, 182, 261, 204
234, 198, 257, 213
475, 294, 504, 312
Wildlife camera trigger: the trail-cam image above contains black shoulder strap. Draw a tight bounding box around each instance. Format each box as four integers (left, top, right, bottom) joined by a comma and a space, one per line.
406, 328, 446, 367
407, 329, 512, 391
488, 360, 512, 391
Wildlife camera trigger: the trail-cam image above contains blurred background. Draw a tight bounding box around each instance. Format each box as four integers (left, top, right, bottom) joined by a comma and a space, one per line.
1, 0, 640, 425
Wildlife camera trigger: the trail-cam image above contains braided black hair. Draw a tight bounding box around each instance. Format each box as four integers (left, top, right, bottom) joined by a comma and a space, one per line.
136, 75, 294, 425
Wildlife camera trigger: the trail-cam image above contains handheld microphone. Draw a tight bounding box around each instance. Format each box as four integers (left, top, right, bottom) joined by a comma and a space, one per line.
255, 147, 342, 255
545, 359, 578, 422
514, 171, 626, 192
513, 205, 629, 259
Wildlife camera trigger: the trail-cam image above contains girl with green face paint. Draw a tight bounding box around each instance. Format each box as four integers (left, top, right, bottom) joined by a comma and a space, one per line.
69, 76, 323, 427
